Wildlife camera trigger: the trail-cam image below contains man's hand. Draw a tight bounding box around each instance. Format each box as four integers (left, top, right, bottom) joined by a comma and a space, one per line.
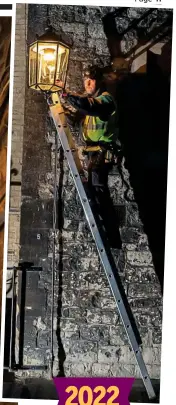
60, 94, 78, 124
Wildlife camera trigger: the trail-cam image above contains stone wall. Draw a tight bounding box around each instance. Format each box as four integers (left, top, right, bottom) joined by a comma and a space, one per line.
10, 4, 172, 384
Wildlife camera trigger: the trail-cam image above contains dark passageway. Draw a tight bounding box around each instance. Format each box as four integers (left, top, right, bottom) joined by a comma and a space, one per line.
103, 8, 172, 292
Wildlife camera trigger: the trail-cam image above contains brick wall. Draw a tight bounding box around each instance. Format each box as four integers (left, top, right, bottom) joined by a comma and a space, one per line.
9, 4, 172, 386
7, 4, 27, 270
0, 17, 11, 309
4, 5, 27, 381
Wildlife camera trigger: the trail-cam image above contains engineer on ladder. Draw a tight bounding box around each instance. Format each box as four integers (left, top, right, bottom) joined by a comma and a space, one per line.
61, 65, 122, 248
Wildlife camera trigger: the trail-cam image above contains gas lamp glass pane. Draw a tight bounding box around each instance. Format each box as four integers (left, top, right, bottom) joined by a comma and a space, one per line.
37, 42, 57, 90
29, 44, 37, 86
55, 45, 69, 89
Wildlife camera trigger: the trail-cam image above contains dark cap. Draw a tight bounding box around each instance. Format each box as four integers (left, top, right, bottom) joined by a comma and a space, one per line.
82, 65, 103, 82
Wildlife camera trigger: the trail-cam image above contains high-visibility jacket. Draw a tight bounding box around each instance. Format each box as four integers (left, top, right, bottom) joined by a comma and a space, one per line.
67, 91, 119, 144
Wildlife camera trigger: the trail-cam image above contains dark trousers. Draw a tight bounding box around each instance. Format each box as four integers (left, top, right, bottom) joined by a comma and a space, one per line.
84, 151, 121, 249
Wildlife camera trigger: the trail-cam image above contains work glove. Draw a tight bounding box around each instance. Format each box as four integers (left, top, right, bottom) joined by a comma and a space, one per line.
60, 89, 84, 125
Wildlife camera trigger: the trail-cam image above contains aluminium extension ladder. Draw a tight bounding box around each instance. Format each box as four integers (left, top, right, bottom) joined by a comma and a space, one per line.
48, 92, 156, 400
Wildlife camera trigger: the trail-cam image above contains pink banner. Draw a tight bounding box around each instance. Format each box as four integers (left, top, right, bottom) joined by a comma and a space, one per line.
53, 377, 135, 405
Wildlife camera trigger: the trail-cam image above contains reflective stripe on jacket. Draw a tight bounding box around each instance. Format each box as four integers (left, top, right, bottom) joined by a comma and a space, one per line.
83, 92, 118, 143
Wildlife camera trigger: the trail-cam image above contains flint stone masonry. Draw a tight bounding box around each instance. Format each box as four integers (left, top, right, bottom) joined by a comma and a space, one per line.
11, 4, 172, 383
